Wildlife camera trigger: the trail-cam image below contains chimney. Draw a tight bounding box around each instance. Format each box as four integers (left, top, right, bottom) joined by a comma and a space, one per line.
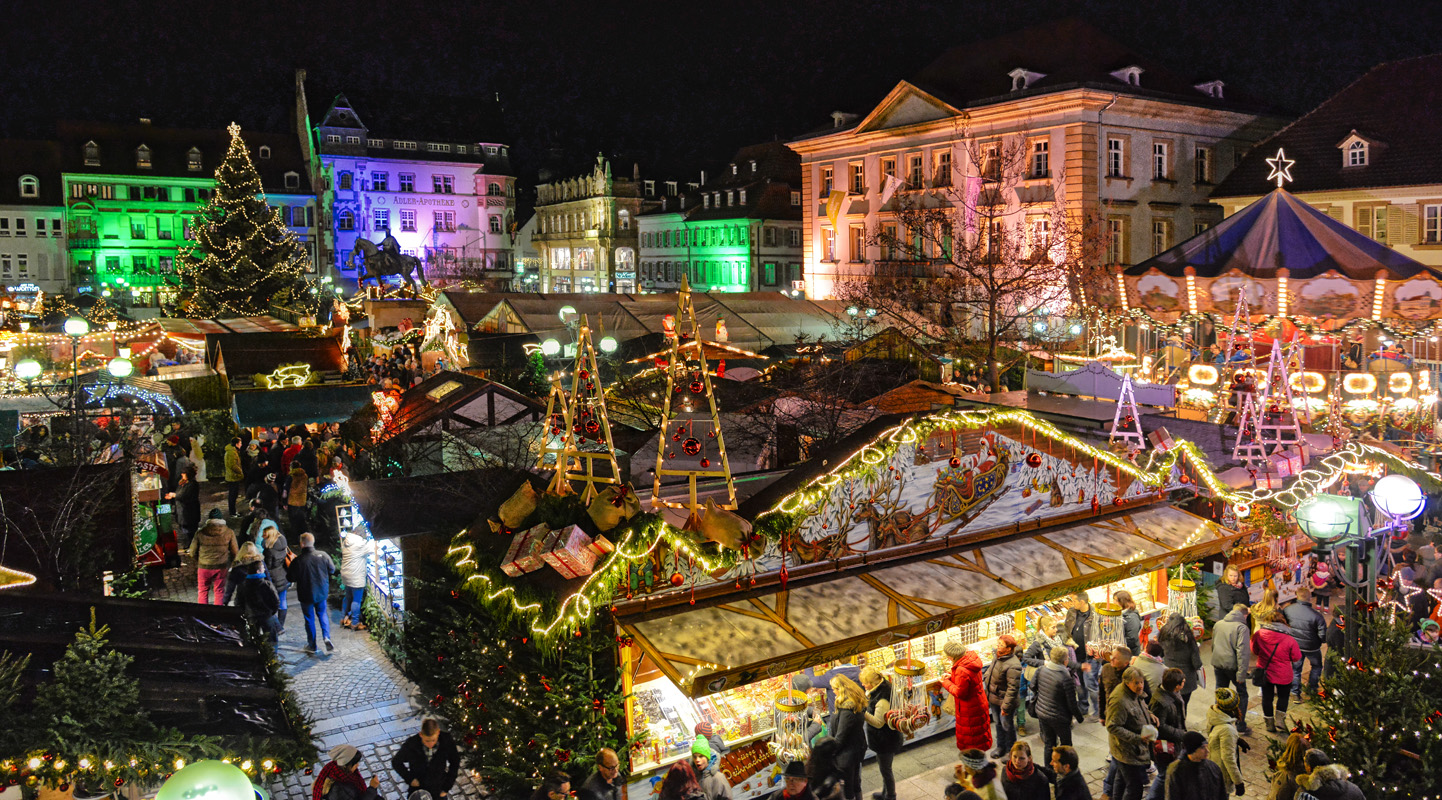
700, 170, 707, 186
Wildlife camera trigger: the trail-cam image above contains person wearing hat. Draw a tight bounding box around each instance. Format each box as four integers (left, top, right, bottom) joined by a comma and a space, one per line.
690, 736, 731, 800
985, 634, 1023, 759
941, 640, 992, 755
1296, 750, 1364, 800
1205, 688, 1249, 797
223, 542, 265, 605
695, 721, 729, 757
314, 745, 380, 800
954, 749, 1003, 800
767, 759, 814, 800
188, 507, 238, 605
1164, 731, 1226, 800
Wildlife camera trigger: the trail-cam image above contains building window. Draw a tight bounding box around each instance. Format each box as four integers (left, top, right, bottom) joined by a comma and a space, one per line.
1107, 138, 1125, 177
880, 223, 898, 260
400, 210, 416, 232
284, 171, 300, 190
339, 172, 353, 190
258, 145, 271, 159
821, 165, 834, 195
933, 149, 953, 188
727, 191, 735, 207
1106, 217, 1127, 264
850, 162, 865, 194
157, 218, 173, 239
1194, 147, 1211, 184
618, 210, 630, 230
1028, 217, 1050, 259
1031, 140, 1049, 178
880, 156, 897, 183
130, 220, 146, 239
487, 146, 499, 155
907, 154, 924, 187
487, 182, 501, 196
788, 228, 801, 247
434, 211, 456, 232
372, 172, 389, 191
158, 256, 173, 273
849, 225, 867, 262
399, 173, 415, 192
326, 135, 340, 144
186, 148, 202, 172
18, 175, 37, 197
369, 139, 384, 148
763, 262, 776, 285
1152, 218, 1172, 255
345, 136, 361, 145
374, 209, 389, 231
292, 206, 308, 227
1195, 221, 1211, 237
982, 143, 1001, 181
1356, 204, 1388, 242
1424, 204, 1442, 244
394, 141, 417, 151
1152, 142, 1170, 180
83, 141, 100, 166
764, 227, 777, 247
644, 180, 655, 197
739, 189, 747, 205
822, 227, 836, 261
790, 191, 801, 206
490, 216, 502, 234
337, 211, 355, 231
135, 145, 151, 169
1347, 140, 1368, 167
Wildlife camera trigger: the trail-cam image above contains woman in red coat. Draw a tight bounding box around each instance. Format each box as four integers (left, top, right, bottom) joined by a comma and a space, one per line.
1251, 609, 1302, 734
940, 639, 992, 754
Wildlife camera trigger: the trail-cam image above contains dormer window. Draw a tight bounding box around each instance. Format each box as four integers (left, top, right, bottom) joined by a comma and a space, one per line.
1008, 67, 1046, 91
187, 147, 202, 172
258, 145, 271, 159
284, 171, 300, 190
136, 145, 152, 169
83, 141, 100, 166
18, 175, 38, 198
750, 160, 757, 173
1338, 131, 1374, 167
1194, 80, 1225, 98
731, 164, 738, 176
1110, 65, 1144, 86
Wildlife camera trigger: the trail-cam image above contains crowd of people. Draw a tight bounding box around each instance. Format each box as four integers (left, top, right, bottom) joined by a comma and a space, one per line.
312, 719, 462, 800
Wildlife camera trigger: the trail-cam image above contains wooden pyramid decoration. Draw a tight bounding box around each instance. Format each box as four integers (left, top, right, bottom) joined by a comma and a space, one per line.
1110, 373, 1145, 450
1255, 338, 1304, 452
653, 276, 737, 512
1232, 391, 1267, 464
537, 316, 622, 502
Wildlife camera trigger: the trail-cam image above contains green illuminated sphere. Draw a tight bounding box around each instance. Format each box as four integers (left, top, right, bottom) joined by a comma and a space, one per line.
156, 761, 255, 800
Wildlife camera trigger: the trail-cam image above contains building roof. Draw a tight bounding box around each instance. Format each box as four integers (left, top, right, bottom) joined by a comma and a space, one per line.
910, 18, 1271, 114
305, 81, 512, 173
866, 379, 961, 415
349, 468, 536, 539
0, 139, 63, 205
1127, 187, 1437, 280
231, 383, 375, 428
209, 332, 345, 376
643, 141, 802, 222
56, 121, 311, 194
438, 290, 509, 327
364, 370, 544, 444
1211, 54, 1442, 198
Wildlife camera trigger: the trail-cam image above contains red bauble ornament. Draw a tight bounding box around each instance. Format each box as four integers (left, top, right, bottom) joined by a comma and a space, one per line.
1113, 497, 1123, 506
673, 433, 682, 442
949, 456, 961, 468
700, 458, 711, 468
670, 572, 685, 587
579, 369, 590, 380
682, 437, 702, 456
707, 430, 716, 438
690, 380, 704, 394
585, 419, 601, 434
1179, 473, 1191, 484
1025, 453, 1042, 468
667, 451, 676, 459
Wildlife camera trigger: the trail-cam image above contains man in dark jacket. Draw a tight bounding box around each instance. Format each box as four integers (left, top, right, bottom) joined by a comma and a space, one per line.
1283, 589, 1327, 699
290, 532, 337, 654
392, 719, 460, 799
577, 748, 621, 800
1049, 746, 1091, 800
1063, 592, 1100, 717
1164, 731, 1226, 800
235, 560, 281, 642
985, 634, 1022, 759
1297, 751, 1365, 800
1031, 645, 1085, 767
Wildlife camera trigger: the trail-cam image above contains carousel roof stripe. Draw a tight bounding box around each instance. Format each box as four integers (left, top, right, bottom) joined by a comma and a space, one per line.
1125, 188, 1437, 281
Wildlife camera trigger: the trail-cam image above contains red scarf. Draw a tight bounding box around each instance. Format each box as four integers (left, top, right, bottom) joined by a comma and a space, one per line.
1004, 761, 1035, 784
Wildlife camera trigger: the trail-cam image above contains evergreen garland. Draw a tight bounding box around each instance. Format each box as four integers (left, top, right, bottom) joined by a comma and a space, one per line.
1306, 613, 1442, 799
175, 123, 315, 318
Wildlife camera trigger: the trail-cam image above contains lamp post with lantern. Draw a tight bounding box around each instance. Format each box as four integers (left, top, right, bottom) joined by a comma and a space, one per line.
12, 316, 137, 464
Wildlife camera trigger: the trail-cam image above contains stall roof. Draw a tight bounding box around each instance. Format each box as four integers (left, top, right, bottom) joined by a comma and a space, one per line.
209, 331, 345, 376
621, 504, 1238, 697
157, 316, 300, 338
709, 293, 846, 347
348, 467, 535, 538
363, 370, 544, 444
232, 384, 375, 427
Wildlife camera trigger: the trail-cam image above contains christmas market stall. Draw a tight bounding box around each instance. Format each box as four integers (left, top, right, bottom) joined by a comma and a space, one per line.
209, 331, 373, 431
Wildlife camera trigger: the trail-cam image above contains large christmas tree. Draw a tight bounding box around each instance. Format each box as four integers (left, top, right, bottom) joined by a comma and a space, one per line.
175, 123, 313, 317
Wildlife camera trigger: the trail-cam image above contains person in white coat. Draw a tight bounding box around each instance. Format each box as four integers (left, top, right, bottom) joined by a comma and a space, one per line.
339, 529, 374, 630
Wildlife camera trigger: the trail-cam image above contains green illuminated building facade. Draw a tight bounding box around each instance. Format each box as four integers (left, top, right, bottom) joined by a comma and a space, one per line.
59, 120, 316, 308
638, 142, 802, 293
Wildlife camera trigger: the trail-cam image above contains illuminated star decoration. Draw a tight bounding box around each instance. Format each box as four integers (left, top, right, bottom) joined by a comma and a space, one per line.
1265, 148, 1295, 188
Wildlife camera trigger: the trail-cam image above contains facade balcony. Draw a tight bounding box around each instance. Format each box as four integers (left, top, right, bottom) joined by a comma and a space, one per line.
873, 260, 947, 280
67, 237, 99, 251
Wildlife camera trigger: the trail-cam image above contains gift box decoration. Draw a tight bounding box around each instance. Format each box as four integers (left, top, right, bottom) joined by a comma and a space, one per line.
542, 525, 616, 579
500, 523, 554, 577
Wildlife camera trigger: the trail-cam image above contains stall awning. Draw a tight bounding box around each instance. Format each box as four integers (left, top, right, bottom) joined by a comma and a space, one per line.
231, 384, 374, 427
620, 504, 1238, 697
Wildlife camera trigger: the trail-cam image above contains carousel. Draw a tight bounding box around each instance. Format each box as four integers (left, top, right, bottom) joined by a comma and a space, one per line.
1100, 151, 1442, 463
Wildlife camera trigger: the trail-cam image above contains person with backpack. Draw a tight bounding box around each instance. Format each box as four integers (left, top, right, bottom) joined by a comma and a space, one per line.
235, 559, 281, 642
1028, 645, 1084, 769
313, 745, 380, 800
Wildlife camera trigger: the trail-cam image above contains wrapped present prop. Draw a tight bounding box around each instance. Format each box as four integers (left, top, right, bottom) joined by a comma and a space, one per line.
1147, 426, 1174, 452
587, 483, 642, 532
541, 524, 615, 579
1269, 446, 1305, 478
500, 524, 558, 577
691, 497, 752, 551
499, 481, 540, 529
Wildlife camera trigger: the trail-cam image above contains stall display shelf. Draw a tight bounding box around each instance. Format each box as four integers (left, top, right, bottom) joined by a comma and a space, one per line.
369, 538, 404, 620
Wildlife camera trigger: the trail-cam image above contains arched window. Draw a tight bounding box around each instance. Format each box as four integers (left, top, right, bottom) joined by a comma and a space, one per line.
337, 210, 355, 231
18, 175, 38, 198
618, 210, 631, 230
490, 216, 502, 233
258, 145, 271, 159
487, 183, 502, 196
135, 145, 152, 168
339, 172, 353, 190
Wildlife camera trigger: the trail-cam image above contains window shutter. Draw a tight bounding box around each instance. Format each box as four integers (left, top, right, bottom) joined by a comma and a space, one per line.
1388, 205, 1404, 244
1326, 205, 1343, 222
1403, 203, 1420, 244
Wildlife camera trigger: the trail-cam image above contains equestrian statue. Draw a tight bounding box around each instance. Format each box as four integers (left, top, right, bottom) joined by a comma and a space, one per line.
350, 227, 427, 291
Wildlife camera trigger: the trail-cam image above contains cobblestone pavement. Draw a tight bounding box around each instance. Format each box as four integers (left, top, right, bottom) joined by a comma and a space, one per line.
155, 491, 486, 800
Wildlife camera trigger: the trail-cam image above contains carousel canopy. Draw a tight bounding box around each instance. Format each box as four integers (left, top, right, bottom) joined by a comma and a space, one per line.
1128, 188, 1434, 281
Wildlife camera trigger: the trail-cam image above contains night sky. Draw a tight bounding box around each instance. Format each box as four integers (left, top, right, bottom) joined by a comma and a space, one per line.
3, 0, 1438, 188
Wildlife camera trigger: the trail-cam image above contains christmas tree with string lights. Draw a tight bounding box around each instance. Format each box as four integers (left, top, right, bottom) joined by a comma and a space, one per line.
175, 123, 313, 317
